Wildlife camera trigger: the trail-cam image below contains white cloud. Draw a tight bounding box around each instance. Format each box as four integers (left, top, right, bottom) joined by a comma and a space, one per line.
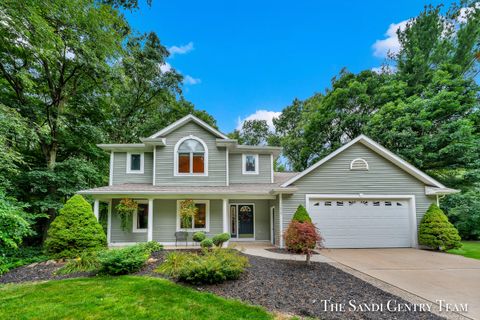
372, 20, 409, 58
236, 110, 282, 131
159, 62, 172, 73
168, 42, 194, 56
183, 75, 201, 85
458, 3, 480, 23
371, 65, 396, 74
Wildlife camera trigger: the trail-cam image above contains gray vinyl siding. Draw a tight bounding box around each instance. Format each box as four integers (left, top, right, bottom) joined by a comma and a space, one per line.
112, 152, 153, 185
110, 199, 147, 243
110, 199, 224, 244
230, 200, 270, 241
281, 143, 436, 243
155, 122, 227, 186
229, 154, 272, 183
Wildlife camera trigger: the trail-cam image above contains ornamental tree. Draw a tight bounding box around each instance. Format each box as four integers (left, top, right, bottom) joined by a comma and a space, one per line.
418, 204, 462, 251
284, 220, 322, 264
292, 205, 312, 223
44, 195, 106, 258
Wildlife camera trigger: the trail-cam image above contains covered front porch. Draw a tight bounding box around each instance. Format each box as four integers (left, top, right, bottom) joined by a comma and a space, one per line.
91, 195, 278, 247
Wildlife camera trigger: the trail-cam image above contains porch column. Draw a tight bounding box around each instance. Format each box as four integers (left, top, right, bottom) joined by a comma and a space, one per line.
147, 198, 153, 242
107, 200, 112, 245
222, 199, 229, 247
93, 199, 100, 221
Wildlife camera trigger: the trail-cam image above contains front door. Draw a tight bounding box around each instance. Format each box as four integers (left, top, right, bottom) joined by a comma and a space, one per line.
235, 204, 254, 239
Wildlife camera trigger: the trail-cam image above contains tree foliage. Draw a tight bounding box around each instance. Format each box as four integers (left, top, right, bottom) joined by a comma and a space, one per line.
0, 192, 36, 250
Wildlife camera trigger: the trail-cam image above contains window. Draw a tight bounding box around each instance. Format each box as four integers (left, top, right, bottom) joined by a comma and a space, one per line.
336, 201, 344, 206
174, 136, 207, 176
242, 154, 259, 174
324, 201, 332, 206
350, 158, 369, 171
177, 200, 210, 231
133, 201, 148, 233
126, 153, 144, 174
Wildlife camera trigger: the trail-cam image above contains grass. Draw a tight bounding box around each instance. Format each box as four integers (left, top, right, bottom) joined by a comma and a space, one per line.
0, 276, 272, 320
447, 241, 480, 260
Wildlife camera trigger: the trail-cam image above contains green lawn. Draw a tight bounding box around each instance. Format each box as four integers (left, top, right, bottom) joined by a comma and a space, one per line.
0, 276, 272, 320
448, 241, 480, 260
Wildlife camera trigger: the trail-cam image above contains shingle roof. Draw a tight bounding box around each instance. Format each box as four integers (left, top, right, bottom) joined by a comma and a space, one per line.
77, 172, 299, 196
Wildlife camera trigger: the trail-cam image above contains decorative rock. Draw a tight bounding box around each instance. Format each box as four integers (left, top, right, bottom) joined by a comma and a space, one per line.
147, 258, 158, 264
45, 260, 56, 265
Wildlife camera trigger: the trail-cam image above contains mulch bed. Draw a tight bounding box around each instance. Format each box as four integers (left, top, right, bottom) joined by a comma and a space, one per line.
0, 250, 443, 320
265, 248, 319, 255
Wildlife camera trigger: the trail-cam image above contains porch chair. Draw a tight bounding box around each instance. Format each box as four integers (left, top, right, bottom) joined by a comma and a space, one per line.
175, 231, 188, 247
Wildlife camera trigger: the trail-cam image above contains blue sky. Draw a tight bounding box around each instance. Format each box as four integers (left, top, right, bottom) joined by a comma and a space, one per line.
124, 0, 451, 133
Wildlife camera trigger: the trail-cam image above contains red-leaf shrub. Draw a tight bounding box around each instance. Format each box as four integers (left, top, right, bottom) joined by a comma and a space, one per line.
284, 220, 322, 263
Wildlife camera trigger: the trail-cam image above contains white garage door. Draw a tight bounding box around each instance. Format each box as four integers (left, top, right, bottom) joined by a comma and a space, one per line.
309, 198, 412, 248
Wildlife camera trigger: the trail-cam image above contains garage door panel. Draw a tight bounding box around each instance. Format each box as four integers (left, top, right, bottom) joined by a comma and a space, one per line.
309, 198, 412, 248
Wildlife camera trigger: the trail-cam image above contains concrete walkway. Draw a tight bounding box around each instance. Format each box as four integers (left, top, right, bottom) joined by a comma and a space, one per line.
322, 249, 480, 320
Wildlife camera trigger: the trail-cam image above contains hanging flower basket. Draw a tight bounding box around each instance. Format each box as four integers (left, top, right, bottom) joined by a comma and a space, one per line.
115, 198, 138, 231
179, 200, 197, 230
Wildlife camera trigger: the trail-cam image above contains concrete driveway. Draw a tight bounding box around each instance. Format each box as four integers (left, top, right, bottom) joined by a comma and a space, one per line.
321, 249, 480, 320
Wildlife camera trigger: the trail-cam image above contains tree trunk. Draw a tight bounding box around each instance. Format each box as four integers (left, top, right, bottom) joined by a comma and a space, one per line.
306, 252, 311, 265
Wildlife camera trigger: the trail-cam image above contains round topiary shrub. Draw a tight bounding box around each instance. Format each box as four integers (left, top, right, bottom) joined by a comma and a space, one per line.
418, 204, 462, 251
193, 232, 206, 243
212, 233, 231, 247
292, 205, 312, 223
200, 238, 213, 248
44, 195, 107, 259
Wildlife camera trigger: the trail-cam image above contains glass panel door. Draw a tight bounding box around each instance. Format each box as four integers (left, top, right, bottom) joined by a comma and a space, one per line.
230, 205, 237, 238
238, 204, 254, 238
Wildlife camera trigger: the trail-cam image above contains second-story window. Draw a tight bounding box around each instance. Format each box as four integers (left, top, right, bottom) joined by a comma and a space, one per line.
176, 137, 207, 175
126, 152, 144, 174
242, 154, 259, 175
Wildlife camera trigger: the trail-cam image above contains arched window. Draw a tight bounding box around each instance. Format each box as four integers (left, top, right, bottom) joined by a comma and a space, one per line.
350, 158, 369, 171
175, 136, 208, 175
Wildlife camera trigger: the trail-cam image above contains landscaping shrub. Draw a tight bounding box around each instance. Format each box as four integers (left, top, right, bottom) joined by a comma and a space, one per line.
98, 245, 149, 275
418, 204, 462, 251
157, 248, 248, 284
56, 250, 102, 275
291, 205, 312, 223
193, 232, 206, 243
212, 232, 231, 247
0, 246, 47, 275
284, 220, 322, 264
137, 241, 163, 254
44, 195, 106, 259
200, 238, 213, 248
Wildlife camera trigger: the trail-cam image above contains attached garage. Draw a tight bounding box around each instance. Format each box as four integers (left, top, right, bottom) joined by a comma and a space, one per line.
307, 196, 415, 248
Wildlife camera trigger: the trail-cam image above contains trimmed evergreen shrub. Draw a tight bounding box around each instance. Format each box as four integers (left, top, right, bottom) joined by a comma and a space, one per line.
157, 249, 249, 284
193, 232, 206, 243
292, 205, 312, 223
212, 233, 231, 247
98, 245, 149, 275
200, 238, 213, 248
418, 204, 462, 251
44, 195, 106, 259
138, 241, 163, 254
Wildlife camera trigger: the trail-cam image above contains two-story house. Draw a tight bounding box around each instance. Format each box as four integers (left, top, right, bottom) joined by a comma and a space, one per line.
79, 114, 457, 248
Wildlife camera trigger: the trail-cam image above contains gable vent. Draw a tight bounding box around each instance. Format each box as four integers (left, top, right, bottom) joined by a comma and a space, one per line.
350, 158, 369, 171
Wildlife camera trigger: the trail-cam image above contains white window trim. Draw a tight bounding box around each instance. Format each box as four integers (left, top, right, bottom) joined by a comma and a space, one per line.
242, 154, 259, 175
350, 158, 369, 171
176, 200, 210, 232
173, 135, 208, 177
126, 152, 144, 174
132, 200, 148, 233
